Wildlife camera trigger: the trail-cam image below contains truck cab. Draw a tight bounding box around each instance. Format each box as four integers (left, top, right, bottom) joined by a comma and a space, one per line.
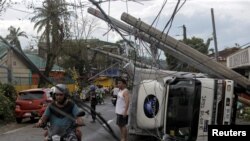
130, 77, 235, 141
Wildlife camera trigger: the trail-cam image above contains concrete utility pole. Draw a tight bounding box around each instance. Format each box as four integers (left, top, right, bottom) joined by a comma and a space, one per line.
87, 7, 224, 78
120, 12, 250, 89
183, 24, 187, 40
211, 8, 219, 61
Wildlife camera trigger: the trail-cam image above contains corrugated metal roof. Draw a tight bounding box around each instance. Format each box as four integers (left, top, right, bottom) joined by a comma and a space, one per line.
25, 53, 64, 71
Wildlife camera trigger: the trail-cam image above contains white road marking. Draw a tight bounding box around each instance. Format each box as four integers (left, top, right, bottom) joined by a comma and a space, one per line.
102, 119, 113, 127
84, 118, 117, 140
1, 126, 29, 135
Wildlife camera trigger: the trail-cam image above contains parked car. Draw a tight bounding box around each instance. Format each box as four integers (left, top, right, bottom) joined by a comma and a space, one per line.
15, 88, 52, 123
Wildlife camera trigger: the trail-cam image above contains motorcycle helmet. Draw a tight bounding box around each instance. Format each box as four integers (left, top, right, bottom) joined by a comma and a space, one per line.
51, 84, 69, 101
90, 85, 96, 91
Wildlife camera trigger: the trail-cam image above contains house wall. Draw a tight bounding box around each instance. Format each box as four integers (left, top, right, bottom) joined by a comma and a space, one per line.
0, 52, 8, 83
94, 77, 114, 88
227, 47, 250, 69
0, 68, 8, 83
11, 51, 32, 85
0, 51, 31, 85
32, 71, 65, 85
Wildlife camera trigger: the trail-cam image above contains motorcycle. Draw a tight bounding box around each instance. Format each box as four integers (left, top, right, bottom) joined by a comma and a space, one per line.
39, 111, 85, 141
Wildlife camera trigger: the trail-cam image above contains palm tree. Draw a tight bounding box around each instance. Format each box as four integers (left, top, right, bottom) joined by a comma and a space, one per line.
5, 26, 28, 52
31, 0, 71, 87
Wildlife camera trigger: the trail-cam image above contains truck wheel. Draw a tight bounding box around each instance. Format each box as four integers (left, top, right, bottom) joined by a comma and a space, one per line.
16, 118, 22, 123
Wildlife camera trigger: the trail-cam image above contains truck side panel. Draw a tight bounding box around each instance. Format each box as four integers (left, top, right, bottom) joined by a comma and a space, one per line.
197, 78, 215, 137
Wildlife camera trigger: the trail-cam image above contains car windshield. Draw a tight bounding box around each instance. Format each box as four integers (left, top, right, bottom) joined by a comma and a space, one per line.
19, 91, 44, 100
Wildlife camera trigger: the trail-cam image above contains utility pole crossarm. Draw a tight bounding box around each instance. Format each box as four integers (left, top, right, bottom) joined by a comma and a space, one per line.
87, 47, 155, 69
120, 12, 250, 90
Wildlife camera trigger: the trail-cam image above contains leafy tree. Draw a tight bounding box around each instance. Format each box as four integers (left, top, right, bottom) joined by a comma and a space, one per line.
5, 26, 28, 52
60, 11, 99, 86
31, 0, 71, 87
0, 83, 17, 122
61, 39, 118, 84
0, 83, 17, 102
165, 37, 212, 72
61, 40, 91, 77
0, 94, 13, 121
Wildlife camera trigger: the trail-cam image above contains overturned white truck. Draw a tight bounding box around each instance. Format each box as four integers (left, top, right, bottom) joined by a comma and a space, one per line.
87, 8, 250, 141
125, 63, 235, 141
88, 46, 248, 141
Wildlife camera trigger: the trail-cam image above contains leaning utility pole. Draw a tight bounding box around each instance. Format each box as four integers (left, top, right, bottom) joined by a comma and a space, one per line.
120, 12, 250, 90
87, 7, 224, 78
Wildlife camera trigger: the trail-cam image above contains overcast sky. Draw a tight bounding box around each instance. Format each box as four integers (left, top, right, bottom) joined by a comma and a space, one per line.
0, 0, 250, 51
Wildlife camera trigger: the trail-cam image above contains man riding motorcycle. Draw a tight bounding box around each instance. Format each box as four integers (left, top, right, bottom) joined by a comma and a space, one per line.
35, 84, 83, 141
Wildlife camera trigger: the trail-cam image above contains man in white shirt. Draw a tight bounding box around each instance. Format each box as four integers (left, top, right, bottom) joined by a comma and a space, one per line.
112, 85, 119, 96
115, 78, 129, 141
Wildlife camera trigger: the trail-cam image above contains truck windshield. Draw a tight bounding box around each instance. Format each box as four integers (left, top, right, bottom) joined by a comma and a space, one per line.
165, 79, 201, 141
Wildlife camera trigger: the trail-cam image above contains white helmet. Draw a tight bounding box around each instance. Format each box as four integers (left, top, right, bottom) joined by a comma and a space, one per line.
51, 84, 69, 95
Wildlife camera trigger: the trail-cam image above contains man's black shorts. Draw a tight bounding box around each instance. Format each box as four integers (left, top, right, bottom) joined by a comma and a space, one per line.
116, 114, 128, 127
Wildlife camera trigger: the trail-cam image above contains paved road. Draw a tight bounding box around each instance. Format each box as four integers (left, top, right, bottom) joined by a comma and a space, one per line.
1, 96, 249, 141
0, 97, 120, 141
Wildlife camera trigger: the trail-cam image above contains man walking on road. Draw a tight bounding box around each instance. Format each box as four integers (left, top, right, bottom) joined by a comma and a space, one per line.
115, 78, 130, 141
89, 85, 97, 123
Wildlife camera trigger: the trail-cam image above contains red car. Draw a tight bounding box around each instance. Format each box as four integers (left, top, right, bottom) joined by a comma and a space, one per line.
15, 88, 52, 123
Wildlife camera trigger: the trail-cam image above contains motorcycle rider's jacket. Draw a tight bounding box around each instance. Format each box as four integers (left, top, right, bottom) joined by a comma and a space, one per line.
49, 101, 74, 118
